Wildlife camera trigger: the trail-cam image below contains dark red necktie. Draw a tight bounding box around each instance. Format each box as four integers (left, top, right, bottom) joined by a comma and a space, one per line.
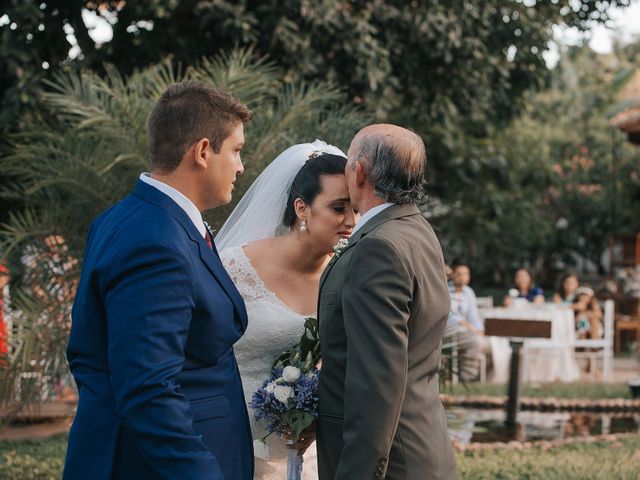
205, 228, 214, 250
203, 221, 220, 258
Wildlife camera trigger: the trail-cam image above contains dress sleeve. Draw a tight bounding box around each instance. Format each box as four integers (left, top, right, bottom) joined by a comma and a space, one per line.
219, 246, 263, 302
532, 286, 545, 298
219, 247, 241, 284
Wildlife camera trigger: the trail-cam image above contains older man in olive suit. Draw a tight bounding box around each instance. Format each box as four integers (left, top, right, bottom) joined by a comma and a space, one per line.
316, 124, 456, 480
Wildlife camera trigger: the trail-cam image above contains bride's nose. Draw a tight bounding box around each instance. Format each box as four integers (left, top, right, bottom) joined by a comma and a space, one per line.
344, 209, 356, 228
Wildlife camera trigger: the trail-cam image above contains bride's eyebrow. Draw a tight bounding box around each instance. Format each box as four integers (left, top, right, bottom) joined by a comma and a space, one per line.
331, 197, 350, 203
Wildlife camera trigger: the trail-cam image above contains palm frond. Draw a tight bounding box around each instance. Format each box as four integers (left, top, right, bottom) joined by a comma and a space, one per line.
189, 46, 281, 107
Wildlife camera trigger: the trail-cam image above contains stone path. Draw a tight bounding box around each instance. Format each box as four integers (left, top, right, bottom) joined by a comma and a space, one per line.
0, 417, 71, 441
0, 401, 75, 441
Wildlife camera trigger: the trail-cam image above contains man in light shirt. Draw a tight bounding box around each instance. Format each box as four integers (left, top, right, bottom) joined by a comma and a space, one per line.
448, 261, 490, 382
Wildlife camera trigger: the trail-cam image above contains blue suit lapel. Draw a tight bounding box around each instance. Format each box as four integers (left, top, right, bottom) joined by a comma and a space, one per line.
196, 240, 249, 332
132, 180, 249, 332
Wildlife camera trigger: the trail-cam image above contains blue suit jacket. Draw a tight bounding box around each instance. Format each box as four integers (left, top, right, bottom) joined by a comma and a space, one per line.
64, 180, 254, 479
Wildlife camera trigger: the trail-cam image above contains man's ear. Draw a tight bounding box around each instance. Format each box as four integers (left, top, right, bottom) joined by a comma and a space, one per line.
192, 138, 211, 169
354, 160, 367, 187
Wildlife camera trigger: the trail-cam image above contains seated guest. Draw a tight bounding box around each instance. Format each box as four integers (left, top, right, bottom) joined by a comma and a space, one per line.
504, 268, 545, 306
447, 261, 490, 381
553, 272, 580, 305
448, 261, 483, 332
573, 286, 603, 339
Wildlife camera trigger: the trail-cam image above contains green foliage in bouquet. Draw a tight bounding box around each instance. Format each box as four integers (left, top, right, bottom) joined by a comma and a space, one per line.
272, 317, 320, 374
282, 410, 314, 441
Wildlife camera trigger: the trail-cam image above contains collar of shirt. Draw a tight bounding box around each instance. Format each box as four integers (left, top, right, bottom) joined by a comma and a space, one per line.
139, 173, 206, 238
351, 202, 394, 236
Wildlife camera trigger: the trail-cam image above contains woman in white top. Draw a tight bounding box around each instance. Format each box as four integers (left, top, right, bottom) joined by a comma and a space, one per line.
217, 141, 358, 479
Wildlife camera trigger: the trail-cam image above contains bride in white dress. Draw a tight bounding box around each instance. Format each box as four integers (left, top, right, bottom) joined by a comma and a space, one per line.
216, 141, 358, 479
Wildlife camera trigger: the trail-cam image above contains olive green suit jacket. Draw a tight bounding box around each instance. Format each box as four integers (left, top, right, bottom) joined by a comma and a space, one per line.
316, 203, 456, 480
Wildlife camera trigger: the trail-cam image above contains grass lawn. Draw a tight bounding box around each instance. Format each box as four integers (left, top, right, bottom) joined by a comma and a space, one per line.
0, 434, 65, 480
458, 435, 640, 479
2, 434, 640, 479
442, 382, 633, 399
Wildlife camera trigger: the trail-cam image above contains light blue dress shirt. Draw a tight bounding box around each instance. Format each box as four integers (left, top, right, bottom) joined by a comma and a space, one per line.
447, 284, 484, 332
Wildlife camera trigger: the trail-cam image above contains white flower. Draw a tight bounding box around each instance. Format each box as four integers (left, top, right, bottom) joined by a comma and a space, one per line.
253, 439, 270, 460
273, 385, 294, 405
265, 381, 277, 394
333, 238, 349, 256
282, 366, 301, 383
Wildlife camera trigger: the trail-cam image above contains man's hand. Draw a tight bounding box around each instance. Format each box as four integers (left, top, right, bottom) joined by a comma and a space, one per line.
284, 423, 316, 455
460, 319, 483, 335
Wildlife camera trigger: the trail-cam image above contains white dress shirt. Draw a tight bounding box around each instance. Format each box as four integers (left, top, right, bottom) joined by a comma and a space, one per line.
139, 173, 206, 238
351, 202, 394, 236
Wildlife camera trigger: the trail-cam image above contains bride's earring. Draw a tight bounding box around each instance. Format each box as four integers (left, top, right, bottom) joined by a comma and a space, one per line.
299, 219, 307, 232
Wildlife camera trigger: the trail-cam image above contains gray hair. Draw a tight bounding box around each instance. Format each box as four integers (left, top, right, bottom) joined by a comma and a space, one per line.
349, 130, 427, 204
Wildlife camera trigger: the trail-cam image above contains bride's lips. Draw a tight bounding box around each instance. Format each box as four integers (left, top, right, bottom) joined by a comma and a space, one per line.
337, 231, 351, 239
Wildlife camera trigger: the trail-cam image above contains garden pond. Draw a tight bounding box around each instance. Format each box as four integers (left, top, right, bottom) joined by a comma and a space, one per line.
447, 408, 640, 444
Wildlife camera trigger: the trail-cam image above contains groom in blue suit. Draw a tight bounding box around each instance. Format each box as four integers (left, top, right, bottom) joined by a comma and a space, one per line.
64, 81, 254, 479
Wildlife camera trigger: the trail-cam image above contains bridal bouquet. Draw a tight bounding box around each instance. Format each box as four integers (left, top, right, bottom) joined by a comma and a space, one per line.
250, 317, 320, 480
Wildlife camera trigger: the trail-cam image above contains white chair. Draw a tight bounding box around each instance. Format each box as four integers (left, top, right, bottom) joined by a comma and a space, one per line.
574, 299, 614, 382
476, 296, 494, 309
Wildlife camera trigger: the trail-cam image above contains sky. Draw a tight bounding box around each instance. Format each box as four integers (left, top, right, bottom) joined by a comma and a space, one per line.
77, 1, 640, 68
545, 0, 640, 66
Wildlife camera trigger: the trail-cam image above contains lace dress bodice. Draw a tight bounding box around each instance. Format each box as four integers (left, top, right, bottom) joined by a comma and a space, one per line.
220, 246, 318, 479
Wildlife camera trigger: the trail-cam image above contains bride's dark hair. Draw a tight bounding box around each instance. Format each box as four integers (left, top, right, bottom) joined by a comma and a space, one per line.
283, 153, 347, 227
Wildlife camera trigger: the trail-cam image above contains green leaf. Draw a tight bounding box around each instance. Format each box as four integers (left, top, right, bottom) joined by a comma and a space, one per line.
282, 410, 315, 438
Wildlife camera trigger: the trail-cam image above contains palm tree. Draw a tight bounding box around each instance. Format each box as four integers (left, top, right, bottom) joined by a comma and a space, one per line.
0, 47, 369, 407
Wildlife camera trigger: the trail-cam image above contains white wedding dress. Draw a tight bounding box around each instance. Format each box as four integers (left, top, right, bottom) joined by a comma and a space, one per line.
221, 245, 319, 480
